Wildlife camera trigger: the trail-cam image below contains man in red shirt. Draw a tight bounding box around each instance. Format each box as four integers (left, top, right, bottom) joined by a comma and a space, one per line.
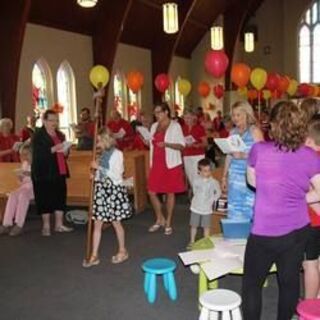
20, 115, 36, 142
107, 110, 134, 150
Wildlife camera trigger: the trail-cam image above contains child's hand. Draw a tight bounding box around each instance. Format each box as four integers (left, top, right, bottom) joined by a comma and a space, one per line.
90, 160, 98, 170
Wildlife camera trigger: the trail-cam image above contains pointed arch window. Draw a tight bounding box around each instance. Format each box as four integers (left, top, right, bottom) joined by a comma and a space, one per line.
299, 0, 320, 83
174, 77, 185, 116
57, 61, 77, 140
128, 89, 141, 121
32, 58, 53, 111
113, 71, 126, 118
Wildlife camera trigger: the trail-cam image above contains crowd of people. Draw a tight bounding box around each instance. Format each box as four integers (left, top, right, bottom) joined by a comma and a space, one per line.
1, 97, 320, 319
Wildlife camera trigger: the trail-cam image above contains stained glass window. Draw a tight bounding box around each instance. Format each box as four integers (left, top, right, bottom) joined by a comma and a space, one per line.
299, 0, 320, 83
113, 71, 126, 117
174, 77, 185, 116
57, 61, 77, 140
32, 60, 50, 110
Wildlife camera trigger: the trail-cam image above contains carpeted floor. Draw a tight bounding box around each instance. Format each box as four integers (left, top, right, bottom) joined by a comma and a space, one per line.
0, 199, 281, 320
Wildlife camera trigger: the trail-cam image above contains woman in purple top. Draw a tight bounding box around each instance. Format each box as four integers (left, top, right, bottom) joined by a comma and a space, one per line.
242, 101, 320, 320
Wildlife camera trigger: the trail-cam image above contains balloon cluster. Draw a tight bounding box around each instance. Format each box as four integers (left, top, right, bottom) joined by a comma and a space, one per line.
231, 62, 319, 102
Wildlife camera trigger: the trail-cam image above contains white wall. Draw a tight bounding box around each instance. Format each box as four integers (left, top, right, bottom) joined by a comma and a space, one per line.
16, 23, 93, 130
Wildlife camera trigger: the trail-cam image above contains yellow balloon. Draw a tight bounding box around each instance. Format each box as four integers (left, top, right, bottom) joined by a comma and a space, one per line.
237, 87, 248, 97
250, 68, 267, 90
89, 65, 110, 89
262, 89, 271, 100
178, 78, 192, 96
286, 79, 298, 96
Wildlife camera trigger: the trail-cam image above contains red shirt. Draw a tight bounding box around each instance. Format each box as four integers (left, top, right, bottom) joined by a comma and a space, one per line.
51, 134, 67, 176
309, 151, 320, 227
131, 133, 149, 151
213, 115, 223, 131
107, 119, 134, 150
83, 121, 95, 138
20, 127, 34, 142
0, 134, 20, 162
218, 127, 230, 138
182, 124, 206, 157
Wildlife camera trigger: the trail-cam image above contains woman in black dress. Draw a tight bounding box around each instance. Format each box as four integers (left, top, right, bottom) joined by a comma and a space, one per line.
31, 110, 72, 236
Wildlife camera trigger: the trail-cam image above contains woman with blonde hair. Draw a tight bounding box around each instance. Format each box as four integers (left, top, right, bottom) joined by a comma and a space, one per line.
83, 129, 132, 267
222, 101, 263, 221
0, 118, 20, 162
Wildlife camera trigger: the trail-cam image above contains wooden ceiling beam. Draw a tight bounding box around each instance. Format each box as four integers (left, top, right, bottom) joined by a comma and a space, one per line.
224, 0, 263, 89
92, 0, 133, 120
151, 0, 198, 104
0, 0, 31, 124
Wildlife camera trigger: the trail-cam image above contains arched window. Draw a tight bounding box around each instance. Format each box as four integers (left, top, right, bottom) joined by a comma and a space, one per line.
113, 71, 126, 118
57, 61, 77, 140
174, 77, 185, 116
299, 0, 320, 82
128, 89, 141, 121
32, 58, 53, 111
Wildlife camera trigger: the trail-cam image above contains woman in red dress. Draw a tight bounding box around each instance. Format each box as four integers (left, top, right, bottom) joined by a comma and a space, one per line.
0, 118, 19, 162
148, 103, 186, 235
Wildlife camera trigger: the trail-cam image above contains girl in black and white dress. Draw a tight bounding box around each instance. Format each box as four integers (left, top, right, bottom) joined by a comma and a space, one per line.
83, 130, 132, 268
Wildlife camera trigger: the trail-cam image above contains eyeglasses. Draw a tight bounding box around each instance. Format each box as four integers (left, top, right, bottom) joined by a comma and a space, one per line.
154, 110, 164, 115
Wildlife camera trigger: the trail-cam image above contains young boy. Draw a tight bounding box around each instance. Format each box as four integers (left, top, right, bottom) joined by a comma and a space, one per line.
188, 158, 221, 247
304, 116, 320, 298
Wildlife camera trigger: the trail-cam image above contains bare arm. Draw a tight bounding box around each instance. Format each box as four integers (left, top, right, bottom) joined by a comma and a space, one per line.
164, 142, 184, 151
247, 166, 256, 188
0, 149, 13, 157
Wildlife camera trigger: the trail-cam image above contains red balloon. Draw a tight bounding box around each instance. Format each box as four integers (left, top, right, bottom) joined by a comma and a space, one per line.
247, 89, 258, 101
266, 73, 280, 91
197, 81, 210, 98
213, 84, 224, 99
127, 71, 144, 93
154, 73, 170, 93
298, 83, 312, 97
204, 50, 229, 78
231, 63, 251, 88
277, 76, 290, 93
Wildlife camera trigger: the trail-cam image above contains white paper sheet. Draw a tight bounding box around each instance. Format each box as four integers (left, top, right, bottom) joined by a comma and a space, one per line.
136, 126, 151, 142
201, 257, 243, 281
113, 128, 126, 139
61, 141, 73, 153
214, 134, 246, 154
12, 142, 23, 152
184, 135, 196, 146
178, 249, 218, 265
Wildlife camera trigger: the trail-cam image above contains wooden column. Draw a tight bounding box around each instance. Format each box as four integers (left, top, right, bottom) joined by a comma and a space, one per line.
151, 0, 198, 104
0, 0, 31, 123
92, 0, 133, 121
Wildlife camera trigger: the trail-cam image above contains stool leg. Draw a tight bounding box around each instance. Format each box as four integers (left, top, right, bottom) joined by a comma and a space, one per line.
231, 307, 242, 320
208, 279, 218, 289
147, 274, 157, 304
209, 310, 219, 320
199, 269, 208, 296
144, 273, 150, 294
221, 311, 231, 320
163, 273, 169, 291
167, 272, 178, 301
199, 307, 210, 320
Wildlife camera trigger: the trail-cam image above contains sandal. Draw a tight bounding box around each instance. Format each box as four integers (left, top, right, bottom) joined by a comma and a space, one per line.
55, 225, 73, 233
111, 251, 129, 264
164, 226, 173, 236
82, 255, 100, 268
41, 228, 51, 237
148, 222, 165, 233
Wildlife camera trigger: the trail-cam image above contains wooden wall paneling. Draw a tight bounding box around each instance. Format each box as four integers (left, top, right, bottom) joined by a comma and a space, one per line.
151, 0, 198, 104
92, 0, 133, 121
0, 0, 31, 123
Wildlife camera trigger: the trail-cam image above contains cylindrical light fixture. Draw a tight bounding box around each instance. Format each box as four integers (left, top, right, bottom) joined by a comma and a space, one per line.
163, 3, 179, 34
77, 0, 98, 8
210, 26, 224, 50
244, 32, 255, 52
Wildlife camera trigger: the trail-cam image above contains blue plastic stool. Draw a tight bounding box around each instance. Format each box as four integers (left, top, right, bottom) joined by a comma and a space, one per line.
142, 258, 178, 304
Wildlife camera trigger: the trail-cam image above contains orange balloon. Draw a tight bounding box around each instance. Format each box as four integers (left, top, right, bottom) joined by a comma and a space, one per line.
197, 81, 210, 98
231, 63, 251, 88
127, 71, 144, 93
278, 76, 290, 93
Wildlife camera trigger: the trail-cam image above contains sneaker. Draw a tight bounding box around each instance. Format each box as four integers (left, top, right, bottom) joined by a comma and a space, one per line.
9, 225, 23, 236
0, 225, 10, 235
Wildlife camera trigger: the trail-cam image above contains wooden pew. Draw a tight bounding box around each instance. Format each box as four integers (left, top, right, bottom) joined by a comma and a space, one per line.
0, 150, 149, 222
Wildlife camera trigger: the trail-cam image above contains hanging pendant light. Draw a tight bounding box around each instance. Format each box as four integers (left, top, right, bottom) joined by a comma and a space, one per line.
244, 32, 255, 52
210, 26, 224, 50
77, 0, 98, 8
163, 3, 179, 34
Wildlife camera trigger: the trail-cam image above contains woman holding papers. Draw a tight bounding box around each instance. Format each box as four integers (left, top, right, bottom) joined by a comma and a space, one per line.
182, 109, 207, 187
221, 101, 263, 221
31, 110, 73, 236
243, 101, 320, 320
148, 103, 186, 235
0, 118, 20, 162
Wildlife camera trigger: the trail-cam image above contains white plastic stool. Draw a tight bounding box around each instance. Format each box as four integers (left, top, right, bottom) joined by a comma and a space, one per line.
199, 289, 242, 320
